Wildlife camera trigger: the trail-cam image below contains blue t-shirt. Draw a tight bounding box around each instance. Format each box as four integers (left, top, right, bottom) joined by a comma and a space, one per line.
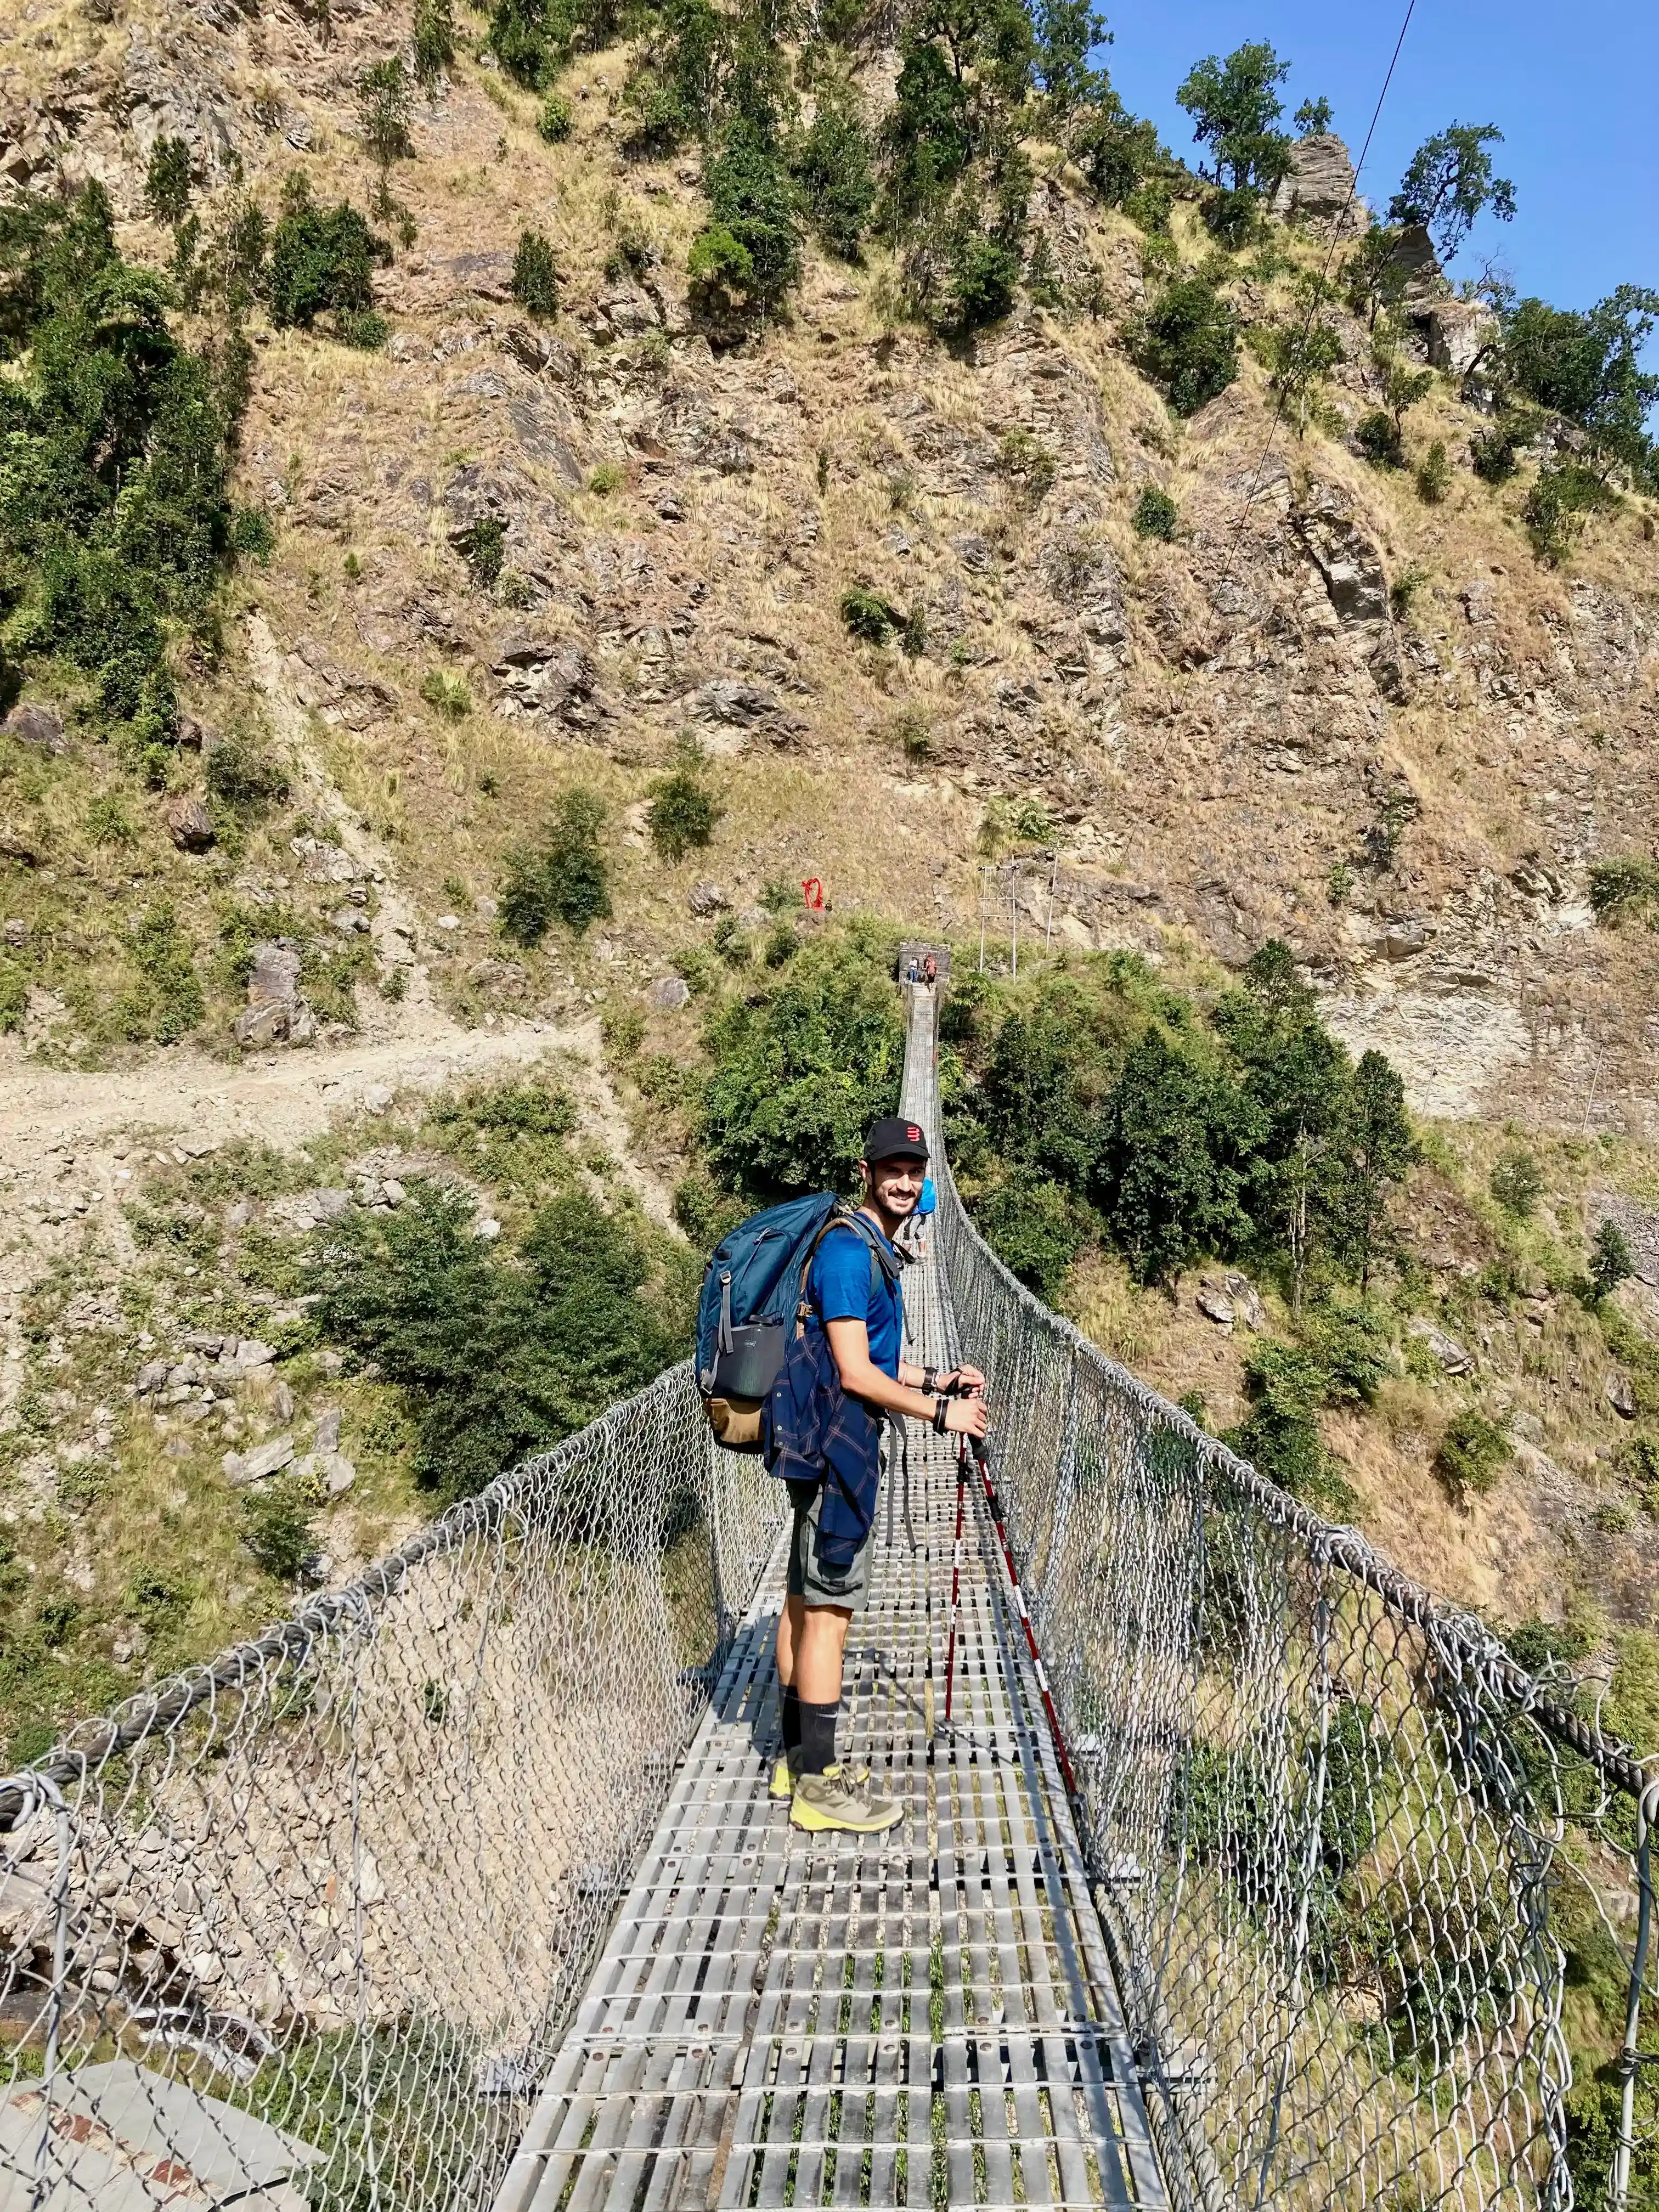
808, 1218, 903, 1379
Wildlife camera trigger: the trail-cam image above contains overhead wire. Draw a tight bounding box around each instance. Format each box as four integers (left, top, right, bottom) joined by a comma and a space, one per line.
1213, 0, 1420, 592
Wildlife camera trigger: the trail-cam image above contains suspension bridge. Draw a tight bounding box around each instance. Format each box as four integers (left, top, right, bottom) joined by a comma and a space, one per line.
0, 978, 1652, 2212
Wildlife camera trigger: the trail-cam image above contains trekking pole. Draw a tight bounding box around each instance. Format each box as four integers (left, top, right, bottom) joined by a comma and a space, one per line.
970, 1436, 1082, 1807
942, 1435, 969, 1724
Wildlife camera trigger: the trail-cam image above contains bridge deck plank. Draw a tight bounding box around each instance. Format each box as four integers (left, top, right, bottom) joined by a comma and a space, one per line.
500, 1163, 1164, 2211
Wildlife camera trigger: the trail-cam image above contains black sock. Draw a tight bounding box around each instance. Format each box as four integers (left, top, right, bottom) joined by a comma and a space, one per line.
780, 1684, 802, 1760
799, 1698, 840, 1777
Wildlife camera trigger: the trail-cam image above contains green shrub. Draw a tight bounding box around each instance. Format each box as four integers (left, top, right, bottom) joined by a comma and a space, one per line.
997, 427, 1057, 500
686, 224, 755, 315
1121, 178, 1173, 234
1132, 486, 1178, 539
86, 793, 136, 843
1355, 409, 1404, 467
419, 668, 473, 720
1437, 1407, 1509, 1497
947, 231, 1020, 333
587, 461, 625, 494
144, 136, 192, 228
1589, 1219, 1634, 1302
309, 1177, 688, 1497
1588, 855, 1659, 926
116, 902, 205, 1044
701, 121, 801, 310
0, 961, 26, 1035
791, 101, 875, 259
512, 228, 560, 318
1132, 276, 1239, 416
620, 0, 727, 152
414, 0, 456, 86
356, 58, 414, 210
0, 185, 242, 744
971, 1173, 1092, 1301
1525, 460, 1613, 564
1073, 96, 1160, 207
1092, 1030, 1254, 1284
268, 178, 387, 329
240, 1475, 320, 1582
839, 585, 904, 644
647, 764, 722, 860
537, 91, 573, 142
761, 920, 797, 968
205, 732, 288, 816
1415, 439, 1452, 503
498, 787, 611, 943
1200, 185, 1259, 249
673, 1174, 744, 1246
1489, 1148, 1543, 1218
488, 0, 569, 89
336, 308, 389, 351
1305, 1299, 1394, 1404
231, 505, 276, 561
455, 515, 506, 589
699, 934, 905, 1196
1470, 419, 1525, 483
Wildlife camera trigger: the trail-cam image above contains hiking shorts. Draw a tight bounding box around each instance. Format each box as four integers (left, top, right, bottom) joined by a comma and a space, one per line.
786, 1471, 882, 1613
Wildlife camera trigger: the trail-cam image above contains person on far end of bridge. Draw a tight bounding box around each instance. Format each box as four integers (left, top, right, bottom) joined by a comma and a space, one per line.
771, 1117, 989, 1834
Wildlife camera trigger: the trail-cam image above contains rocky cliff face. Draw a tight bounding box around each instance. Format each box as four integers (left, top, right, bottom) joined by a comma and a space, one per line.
6, 5, 1655, 1135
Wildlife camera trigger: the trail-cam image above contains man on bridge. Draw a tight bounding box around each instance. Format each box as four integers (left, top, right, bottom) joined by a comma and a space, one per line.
775, 1116, 989, 1833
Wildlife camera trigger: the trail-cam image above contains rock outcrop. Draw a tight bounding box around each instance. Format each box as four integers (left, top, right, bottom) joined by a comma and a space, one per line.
1271, 134, 1368, 230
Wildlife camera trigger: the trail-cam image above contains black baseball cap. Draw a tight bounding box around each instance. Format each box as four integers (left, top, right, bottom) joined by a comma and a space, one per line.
864, 1116, 930, 1165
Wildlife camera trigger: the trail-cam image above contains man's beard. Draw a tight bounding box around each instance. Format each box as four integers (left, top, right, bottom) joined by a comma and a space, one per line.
868, 1188, 918, 1232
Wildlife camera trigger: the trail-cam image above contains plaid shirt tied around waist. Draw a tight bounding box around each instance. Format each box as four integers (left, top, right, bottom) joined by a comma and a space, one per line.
761, 1318, 884, 1577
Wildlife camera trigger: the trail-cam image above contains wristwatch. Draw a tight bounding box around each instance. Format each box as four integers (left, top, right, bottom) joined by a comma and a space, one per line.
922, 1365, 939, 1396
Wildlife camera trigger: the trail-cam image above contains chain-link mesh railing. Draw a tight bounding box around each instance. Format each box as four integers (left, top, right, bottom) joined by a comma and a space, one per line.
0, 1365, 779, 2211
3, 983, 1654, 2212
912, 982, 1659, 2212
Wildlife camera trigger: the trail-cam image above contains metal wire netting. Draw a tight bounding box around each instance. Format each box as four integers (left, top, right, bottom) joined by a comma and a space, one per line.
1, 981, 1654, 2212
914, 977, 1659, 2212
0, 1365, 780, 2211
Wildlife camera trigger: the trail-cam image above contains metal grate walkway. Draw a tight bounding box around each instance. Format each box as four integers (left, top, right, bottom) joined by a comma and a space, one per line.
496, 1057, 1166, 2210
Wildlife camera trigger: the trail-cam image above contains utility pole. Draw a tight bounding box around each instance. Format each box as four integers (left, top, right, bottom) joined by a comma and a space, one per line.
1010, 867, 1019, 980
1045, 852, 1058, 950
978, 868, 988, 973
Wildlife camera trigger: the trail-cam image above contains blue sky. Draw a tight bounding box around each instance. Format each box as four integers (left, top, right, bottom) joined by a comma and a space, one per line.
1100, 0, 1658, 318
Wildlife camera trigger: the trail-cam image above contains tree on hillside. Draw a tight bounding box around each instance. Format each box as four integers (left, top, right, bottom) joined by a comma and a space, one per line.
144, 136, 193, 229
1294, 95, 1332, 138
1132, 273, 1239, 415
1329, 1051, 1415, 1288
356, 58, 414, 216
1389, 123, 1515, 261
1216, 944, 1351, 1312
413, 0, 456, 88
1503, 286, 1659, 482
1092, 1030, 1258, 1286
791, 98, 876, 259
1032, 0, 1109, 122
1176, 41, 1294, 195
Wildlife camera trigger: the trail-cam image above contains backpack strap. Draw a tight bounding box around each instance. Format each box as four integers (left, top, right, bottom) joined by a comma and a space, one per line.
795, 1208, 902, 1329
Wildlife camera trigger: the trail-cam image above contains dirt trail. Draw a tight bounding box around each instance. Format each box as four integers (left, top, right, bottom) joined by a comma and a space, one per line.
0, 613, 678, 1229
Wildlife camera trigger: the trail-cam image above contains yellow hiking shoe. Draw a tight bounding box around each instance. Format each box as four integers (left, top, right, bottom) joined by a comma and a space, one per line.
772, 1756, 868, 1801
790, 1764, 902, 1835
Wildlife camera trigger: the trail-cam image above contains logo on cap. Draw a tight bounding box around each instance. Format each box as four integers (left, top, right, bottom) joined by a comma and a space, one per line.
907, 1125, 921, 1140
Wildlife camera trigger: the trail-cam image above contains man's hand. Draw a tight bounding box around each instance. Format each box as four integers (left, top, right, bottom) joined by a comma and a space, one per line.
943, 1395, 988, 1439
939, 1364, 986, 1396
